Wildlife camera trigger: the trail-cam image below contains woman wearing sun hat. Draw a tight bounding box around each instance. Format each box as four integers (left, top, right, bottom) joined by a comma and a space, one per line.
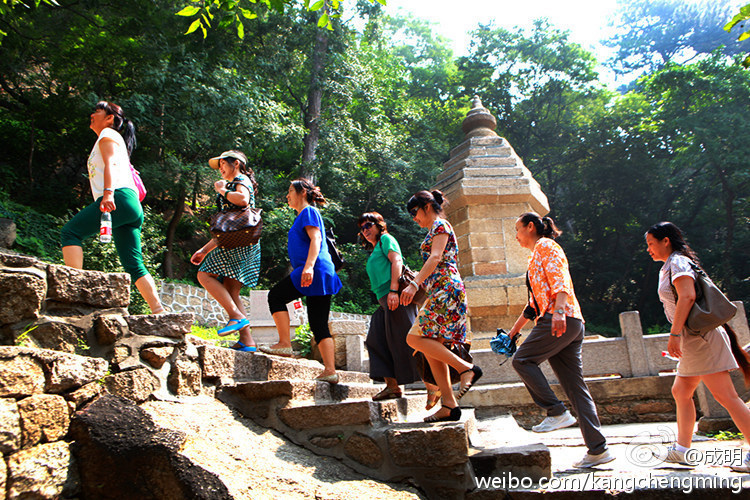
190, 150, 261, 351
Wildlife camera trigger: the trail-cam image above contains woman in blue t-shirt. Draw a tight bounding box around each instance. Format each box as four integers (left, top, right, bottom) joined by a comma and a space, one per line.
260, 178, 342, 383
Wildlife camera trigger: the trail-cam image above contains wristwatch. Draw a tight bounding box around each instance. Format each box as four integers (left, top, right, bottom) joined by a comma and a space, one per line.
555, 308, 565, 315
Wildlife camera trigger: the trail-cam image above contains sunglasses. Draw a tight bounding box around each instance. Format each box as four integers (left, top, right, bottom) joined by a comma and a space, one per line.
409, 207, 419, 218
360, 221, 375, 231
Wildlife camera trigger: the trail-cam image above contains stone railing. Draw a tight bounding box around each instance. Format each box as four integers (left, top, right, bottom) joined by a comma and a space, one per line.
472, 301, 749, 386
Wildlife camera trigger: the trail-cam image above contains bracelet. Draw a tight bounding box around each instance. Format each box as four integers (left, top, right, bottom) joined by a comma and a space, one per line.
669, 333, 681, 338
409, 279, 419, 288
103, 188, 114, 192
223, 189, 230, 198
389, 289, 399, 294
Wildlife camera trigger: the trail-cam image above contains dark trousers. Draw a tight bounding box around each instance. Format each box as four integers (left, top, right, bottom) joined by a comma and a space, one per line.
268, 275, 332, 343
512, 313, 607, 455
366, 296, 420, 385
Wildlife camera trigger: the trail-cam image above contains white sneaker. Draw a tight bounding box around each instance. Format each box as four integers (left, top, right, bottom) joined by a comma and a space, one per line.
662, 445, 693, 466
730, 451, 750, 473
532, 410, 576, 432
573, 449, 615, 468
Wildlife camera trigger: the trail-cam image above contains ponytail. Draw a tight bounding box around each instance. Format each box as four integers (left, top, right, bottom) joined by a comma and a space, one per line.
725, 323, 750, 386
291, 178, 326, 205
519, 212, 562, 239
95, 101, 137, 157
119, 118, 137, 157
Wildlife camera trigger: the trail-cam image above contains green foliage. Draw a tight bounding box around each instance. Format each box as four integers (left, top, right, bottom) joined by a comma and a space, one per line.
0, 193, 64, 262
190, 323, 219, 340
646, 324, 670, 335
293, 322, 313, 357
14, 324, 37, 347
176, 0, 385, 36
724, 3, 750, 67
705, 430, 744, 440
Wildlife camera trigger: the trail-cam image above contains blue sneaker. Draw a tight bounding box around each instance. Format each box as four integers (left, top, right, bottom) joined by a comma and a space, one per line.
217, 318, 249, 336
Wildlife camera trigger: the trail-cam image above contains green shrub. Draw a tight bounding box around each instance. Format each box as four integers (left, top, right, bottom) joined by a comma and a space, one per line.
293, 322, 313, 357
0, 194, 64, 263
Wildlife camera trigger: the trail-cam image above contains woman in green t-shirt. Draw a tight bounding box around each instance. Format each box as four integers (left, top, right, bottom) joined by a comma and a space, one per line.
359, 212, 424, 401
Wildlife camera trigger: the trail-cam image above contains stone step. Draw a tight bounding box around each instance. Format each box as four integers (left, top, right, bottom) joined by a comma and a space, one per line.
461, 375, 678, 429
198, 344, 371, 385
470, 414, 551, 483
124, 312, 193, 338
469, 443, 551, 484
218, 379, 383, 405
277, 399, 404, 431
218, 383, 479, 498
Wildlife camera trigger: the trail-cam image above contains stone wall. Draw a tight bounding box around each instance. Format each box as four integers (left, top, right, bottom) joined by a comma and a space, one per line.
0, 346, 108, 498
158, 281, 370, 328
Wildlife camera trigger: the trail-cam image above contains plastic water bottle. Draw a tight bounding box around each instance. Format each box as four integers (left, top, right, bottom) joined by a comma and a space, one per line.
100, 212, 112, 243
661, 351, 679, 361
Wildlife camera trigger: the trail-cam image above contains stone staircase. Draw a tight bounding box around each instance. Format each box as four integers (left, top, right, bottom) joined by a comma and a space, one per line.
197, 345, 550, 499
0, 251, 551, 499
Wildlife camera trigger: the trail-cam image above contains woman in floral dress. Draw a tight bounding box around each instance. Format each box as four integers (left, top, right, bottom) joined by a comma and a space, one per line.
400, 190, 482, 422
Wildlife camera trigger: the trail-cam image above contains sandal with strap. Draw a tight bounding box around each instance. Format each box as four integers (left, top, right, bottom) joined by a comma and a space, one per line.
424, 405, 461, 423
217, 318, 250, 336
425, 389, 441, 410
457, 365, 483, 400
372, 387, 402, 401
230, 340, 257, 352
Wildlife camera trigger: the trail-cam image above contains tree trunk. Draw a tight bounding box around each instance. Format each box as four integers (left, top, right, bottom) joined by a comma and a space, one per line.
163, 184, 186, 279
300, 26, 329, 180
28, 119, 35, 183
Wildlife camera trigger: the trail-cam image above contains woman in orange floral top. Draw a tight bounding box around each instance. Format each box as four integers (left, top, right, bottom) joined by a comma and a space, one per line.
508, 212, 612, 469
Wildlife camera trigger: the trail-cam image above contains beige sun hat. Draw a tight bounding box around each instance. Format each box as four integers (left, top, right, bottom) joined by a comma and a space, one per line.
208, 150, 248, 170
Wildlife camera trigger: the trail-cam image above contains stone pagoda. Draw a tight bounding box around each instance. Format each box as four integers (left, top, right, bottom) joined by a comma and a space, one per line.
434, 96, 549, 343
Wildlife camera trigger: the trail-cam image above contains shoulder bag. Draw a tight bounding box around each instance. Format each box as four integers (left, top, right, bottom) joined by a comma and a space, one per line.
398, 265, 427, 307
326, 227, 344, 270
209, 180, 262, 248
129, 163, 147, 202
669, 260, 737, 335
378, 240, 426, 306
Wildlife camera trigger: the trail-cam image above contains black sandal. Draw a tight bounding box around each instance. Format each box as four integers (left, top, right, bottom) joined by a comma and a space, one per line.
457, 365, 483, 399
424, 405, 462, 423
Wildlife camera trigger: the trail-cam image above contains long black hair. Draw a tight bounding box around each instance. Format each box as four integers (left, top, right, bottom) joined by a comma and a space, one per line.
95, 101, 136, 157
645, 221, 699, 265
518, 212, 562, 239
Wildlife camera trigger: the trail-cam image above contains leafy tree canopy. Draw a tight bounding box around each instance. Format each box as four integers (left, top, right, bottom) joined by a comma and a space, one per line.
606, 0, 745, 75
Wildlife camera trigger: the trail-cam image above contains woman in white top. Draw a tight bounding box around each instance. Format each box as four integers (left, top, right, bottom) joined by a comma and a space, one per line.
646, 221, 750, 470
61, 101, 163, 313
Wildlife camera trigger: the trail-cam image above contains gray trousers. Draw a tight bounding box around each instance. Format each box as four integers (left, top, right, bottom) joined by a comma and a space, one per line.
512, 313, 607, 455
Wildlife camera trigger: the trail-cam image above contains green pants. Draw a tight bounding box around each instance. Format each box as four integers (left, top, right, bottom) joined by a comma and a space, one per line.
61, 188, 149, 281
